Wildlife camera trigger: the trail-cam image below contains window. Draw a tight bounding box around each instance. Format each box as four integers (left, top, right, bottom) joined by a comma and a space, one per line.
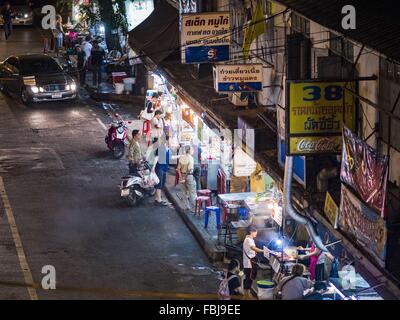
291, 12, 310, 35
329, 32, 354, 62
5, 57, 19, 74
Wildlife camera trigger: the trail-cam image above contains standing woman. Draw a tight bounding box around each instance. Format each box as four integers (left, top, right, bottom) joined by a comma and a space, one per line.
54, 15, 65, 56
298, 242, 334, 281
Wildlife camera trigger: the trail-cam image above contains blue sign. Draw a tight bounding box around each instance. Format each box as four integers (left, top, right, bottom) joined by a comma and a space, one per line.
184, 45, 230, 64
278, 138, 306, 186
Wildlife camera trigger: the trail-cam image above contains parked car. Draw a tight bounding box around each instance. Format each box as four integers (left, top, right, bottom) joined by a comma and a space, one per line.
0, 5, 34, 26
0, 54, 77, 104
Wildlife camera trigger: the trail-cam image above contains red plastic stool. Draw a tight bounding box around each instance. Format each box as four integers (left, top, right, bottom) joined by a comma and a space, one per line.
197, 189, 211, 197
195, 196, 211, 216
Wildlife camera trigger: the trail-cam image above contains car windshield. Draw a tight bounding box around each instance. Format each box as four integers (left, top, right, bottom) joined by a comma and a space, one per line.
20, 58, 62, 75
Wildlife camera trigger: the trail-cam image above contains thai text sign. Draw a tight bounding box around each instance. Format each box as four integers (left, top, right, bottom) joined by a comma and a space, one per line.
286, 81, 356, 155
339, 184, 387, 266
341, 126, 388, 218
324, 192, 339, 228
181, 12, 231, 64
214, 64, 263, 92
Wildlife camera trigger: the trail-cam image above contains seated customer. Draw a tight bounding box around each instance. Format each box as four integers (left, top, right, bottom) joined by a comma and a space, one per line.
227, 259, 244, 297
277, 264, 313, 300
304, 281, 329, 300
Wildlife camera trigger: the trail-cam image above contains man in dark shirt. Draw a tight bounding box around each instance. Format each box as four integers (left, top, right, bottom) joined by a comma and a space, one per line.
76, 46, 86, 86
90, 41, 106, 87
1, 2, 15, 40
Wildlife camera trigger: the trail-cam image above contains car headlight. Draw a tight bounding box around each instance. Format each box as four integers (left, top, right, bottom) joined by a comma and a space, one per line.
24, 14, 29, 18
39, 87, 44, 93
70, 83, 77, 91
30, 86, 39, 94
66, 84, 71, 90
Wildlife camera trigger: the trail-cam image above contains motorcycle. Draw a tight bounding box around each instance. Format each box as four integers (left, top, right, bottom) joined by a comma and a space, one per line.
120, 161, 157, 207
105, 116, 127, 159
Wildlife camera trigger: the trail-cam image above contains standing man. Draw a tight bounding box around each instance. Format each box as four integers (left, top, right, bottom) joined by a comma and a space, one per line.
243, 225, 264, 299
177, 145, 197, 211
151, 110, 164, 140
1, 2, 15, 40
90, 40, 106, 88
127, 130, 143, 176
76, 46, 86, 86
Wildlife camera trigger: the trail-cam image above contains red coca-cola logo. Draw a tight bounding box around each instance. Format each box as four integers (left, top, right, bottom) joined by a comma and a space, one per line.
297, 138, 340, 152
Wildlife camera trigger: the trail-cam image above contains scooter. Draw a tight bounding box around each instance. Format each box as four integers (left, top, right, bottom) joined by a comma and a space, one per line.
120, 161, 156, 207
105, 116, 127, 159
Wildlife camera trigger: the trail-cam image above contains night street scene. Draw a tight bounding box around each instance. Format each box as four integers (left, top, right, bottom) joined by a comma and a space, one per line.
0, 0, 400, 308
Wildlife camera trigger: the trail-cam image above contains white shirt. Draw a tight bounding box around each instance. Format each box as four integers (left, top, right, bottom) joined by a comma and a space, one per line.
243, 236, 256, 268
81, 41, 93, 62
151, 117, 163, 138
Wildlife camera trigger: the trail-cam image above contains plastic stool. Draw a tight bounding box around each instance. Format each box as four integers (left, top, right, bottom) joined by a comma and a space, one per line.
195, 196, 211, 216
204, 206, 221, 229
197, 189, 212, 197
239, 207, 248, 220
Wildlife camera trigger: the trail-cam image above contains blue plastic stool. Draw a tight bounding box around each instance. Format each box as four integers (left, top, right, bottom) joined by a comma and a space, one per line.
239, 207, 248, 220
204, 206, 221, 229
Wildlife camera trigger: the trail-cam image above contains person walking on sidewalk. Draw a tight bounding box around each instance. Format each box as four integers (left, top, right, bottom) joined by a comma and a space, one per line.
90, 41, 106, 88
153, 136, 170, 206
177, 145, 197, 211
54, 15, 65, 56
76, 46, 86, 86
1, 2, 15, 40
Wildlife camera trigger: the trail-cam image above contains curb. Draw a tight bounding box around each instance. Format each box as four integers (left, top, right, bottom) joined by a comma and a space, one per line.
87, 88, 145, 106
163, 180, 225, 263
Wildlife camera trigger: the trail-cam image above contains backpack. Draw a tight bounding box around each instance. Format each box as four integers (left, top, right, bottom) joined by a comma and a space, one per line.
218, 275, 238, 300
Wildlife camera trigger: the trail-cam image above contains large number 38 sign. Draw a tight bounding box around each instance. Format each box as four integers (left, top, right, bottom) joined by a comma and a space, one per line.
286, 81, 356, 156
302, 85, 343, 101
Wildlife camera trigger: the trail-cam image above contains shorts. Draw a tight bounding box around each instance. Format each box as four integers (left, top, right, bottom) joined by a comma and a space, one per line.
155, 163, 166, 190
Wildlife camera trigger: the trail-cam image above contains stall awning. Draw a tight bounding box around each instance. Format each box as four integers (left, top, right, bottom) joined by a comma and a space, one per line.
128, 1, 179, 65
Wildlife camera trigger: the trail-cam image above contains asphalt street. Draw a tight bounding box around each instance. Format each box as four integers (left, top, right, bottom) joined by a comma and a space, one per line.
0, 26, 219, 299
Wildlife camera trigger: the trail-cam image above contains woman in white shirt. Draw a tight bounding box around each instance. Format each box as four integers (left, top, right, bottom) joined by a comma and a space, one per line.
243, 225, 264, 299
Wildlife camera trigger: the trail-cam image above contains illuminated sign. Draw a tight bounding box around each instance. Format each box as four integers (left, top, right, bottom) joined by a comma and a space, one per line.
286, 81, 356, 155
214, 64, 263, 93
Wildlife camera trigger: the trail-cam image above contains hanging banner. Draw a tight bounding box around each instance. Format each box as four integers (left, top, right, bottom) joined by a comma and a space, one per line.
214, 64, 263, 92
233, 146, 257, 177
286, 81, 356, 155
324, 192, 339, 228
339, 184, 387, 267
341, 126, 388, 218
181, 12, 231, 64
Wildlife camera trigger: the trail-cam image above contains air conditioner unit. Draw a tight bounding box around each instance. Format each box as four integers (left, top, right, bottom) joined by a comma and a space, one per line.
229, 92, 248, 107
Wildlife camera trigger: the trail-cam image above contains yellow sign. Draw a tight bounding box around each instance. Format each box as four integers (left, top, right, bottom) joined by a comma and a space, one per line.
286, 81, 356, 155
324, 192, 338, 227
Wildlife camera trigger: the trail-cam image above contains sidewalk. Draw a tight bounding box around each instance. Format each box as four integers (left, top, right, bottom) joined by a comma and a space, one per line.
163, 171, 226, 262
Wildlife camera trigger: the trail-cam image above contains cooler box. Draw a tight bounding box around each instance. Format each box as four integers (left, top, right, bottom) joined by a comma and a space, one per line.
112, 72, 127, 85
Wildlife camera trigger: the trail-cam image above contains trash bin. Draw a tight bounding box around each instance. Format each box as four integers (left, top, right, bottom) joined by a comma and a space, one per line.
115, 83, 124, 95
256, 280, 275, 300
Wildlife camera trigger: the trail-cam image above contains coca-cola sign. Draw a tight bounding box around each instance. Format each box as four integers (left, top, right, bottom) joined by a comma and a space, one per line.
289, 136, 341, 155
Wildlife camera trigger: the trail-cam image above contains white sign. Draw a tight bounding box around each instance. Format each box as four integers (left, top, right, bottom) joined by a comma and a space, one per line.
272, 206, 283, 227
181, 12, 231, 64
233, 147, 256, 177
214, 64, 263, 93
